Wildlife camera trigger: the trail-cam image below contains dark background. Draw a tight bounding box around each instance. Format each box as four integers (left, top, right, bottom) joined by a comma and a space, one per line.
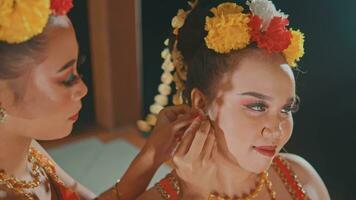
68, 0, 95, 132
141, 0, 356, 199
69, 0, 356, 199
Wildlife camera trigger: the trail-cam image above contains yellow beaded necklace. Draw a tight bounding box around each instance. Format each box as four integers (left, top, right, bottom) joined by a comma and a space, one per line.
208, 171, 276, 200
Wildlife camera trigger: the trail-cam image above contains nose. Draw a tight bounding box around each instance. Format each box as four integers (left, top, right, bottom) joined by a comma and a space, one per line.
72, 79, 88, 101
261, 116, 283, 140
261, 124, 282, 140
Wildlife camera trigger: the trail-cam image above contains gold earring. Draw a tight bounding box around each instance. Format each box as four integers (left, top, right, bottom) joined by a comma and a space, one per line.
0, 103, 8, 123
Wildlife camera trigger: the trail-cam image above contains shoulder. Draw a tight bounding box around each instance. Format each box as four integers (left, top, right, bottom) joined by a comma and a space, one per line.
30, 140, 97, 199
278, 153, 330, 200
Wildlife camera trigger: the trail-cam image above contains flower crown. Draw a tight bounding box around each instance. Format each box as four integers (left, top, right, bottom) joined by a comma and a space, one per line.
0, 0, 73, 44
205, 1, 304, 67
137, 0, 305, 132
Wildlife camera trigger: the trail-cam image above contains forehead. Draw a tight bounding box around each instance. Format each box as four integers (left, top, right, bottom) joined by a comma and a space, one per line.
37, 16, 78, 72
46, 16, 77, 52
222, 49, 296, 97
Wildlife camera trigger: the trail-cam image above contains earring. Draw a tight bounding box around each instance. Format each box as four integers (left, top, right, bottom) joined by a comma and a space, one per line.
0, 103, 8, 123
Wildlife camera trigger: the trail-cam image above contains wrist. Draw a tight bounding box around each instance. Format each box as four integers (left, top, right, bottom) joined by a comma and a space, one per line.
180, 182, 208, 200
138, 145, 162, 169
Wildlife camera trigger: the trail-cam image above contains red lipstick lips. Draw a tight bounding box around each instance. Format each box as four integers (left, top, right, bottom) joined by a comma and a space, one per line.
69, 113, 79, 121
253, 146, 276, 157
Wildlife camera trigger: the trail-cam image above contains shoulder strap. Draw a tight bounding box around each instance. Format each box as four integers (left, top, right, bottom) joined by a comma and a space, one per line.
272, 155, 310, 200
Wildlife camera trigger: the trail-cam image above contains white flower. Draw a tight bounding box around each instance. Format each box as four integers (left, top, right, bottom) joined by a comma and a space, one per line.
247, 0, 288, 30
164, 38, 169, 46
161, 48, 170, 59
171, 9, 186, 29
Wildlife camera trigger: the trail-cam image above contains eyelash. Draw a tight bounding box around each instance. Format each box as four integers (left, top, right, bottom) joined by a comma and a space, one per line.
61, 55, 86, 87
62, 72, 82, 87
246, 102, 300, 114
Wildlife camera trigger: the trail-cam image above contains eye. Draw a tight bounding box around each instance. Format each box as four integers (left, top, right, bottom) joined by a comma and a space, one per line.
246, 102, 268, 112
281, 106, 293, 114
62, 72, 82, 87
281, 100, 300, 114
61, 54, 86, 87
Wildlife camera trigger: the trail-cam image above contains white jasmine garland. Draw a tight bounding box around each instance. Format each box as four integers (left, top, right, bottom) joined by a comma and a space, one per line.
247, 0, 288, 31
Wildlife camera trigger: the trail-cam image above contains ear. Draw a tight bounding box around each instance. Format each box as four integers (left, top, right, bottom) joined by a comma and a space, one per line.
190, 88, 208, 112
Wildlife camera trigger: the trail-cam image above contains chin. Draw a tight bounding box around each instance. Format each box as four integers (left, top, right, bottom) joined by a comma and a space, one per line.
34, 126, 73, 141
240, 155, 274, 173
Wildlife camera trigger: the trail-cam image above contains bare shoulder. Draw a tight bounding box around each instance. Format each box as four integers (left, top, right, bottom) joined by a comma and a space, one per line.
30, 140, 97, 199
279, 153, 330, 200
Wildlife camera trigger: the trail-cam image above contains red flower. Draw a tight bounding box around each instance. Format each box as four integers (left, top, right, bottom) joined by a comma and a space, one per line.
51, 0, 74, 15
248, 15, 292, 53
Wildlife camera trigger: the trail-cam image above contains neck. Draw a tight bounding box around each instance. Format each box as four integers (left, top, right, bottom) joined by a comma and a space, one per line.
0, 127, 32, 178
212, 150, 262, 197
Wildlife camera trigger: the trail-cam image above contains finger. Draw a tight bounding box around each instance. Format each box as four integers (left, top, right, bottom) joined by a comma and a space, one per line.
173, 113, 197, 141
162, 105, 192, 122
210, 119, 229, 153
201, 127, 216, 160
210, 141, 218, 160
186, 120, 211, 159
174, 117, 202, 156
171, 114, 198, 133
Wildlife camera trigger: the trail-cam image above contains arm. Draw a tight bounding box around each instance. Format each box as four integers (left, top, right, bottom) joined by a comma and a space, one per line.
96, 146, 161, 200
30, 140, 97, 200
32, 139, 161, 200
136, 185, 164, 200
98, 105, 196, 200
35, 105, 195, 200
280, 153, 330, 200
139, 117, 218, 200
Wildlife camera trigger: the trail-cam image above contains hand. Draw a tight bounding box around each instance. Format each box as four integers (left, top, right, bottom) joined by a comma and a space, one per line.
142, 105, 199, 167
172, 117, 219, 199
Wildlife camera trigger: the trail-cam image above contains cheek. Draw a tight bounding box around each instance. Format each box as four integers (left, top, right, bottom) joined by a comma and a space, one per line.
212, 101, 261, 152
15, 77, 74, 119
280, 117, 293, 145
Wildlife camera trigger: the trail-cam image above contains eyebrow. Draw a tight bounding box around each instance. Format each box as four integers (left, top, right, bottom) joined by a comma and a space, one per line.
237, 92, 273, 101
57, 59, 76, 73
237, 91, 297, 103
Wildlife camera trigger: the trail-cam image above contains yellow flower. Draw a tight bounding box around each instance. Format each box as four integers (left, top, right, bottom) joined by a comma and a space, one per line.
204, 3, 251, 54
0, 0, 51, 44
283, 29, 305, 67
211, 2, 244, 16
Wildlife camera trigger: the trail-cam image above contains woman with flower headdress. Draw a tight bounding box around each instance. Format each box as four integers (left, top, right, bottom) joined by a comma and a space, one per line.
0, 0, 202, 200
137, 0, 330, 199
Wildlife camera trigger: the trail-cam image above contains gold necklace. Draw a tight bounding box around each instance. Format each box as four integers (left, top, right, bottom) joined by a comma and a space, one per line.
0, 151, 45, 199
29, 147, 64, 186
208, 171, 277, 200
265, 172, 277, 200
0, 148, 64, 200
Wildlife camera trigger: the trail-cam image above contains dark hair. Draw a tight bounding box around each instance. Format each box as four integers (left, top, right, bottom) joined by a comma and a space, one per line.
172, 0, 251, 103
0, 17, 56, 79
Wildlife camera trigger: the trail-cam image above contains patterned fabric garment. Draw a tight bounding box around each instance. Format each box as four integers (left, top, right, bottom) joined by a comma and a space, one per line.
156, 155, 310, 200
